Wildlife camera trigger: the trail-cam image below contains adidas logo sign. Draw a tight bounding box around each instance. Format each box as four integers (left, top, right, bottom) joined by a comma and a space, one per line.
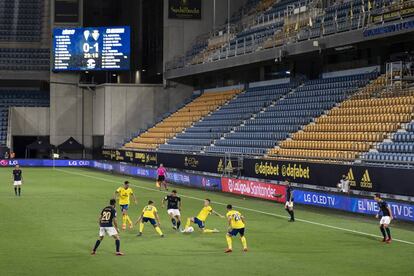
360, 169, 373, 189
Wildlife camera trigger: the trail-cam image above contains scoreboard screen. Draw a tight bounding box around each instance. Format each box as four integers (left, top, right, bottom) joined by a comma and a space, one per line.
53, 26, 130, 71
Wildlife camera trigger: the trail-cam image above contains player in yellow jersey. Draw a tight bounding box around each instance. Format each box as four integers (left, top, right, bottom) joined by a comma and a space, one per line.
114, 181, 137, 230
224, 204, 247, 253
184, 199, 224, 233
136, 200, 164, 237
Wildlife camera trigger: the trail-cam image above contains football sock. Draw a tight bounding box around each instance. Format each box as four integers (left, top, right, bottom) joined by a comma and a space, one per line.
290, 210, 294, 220
203, 229, 215, 233
18, 188, 21, 196
185, 218, 191, 229
177, 220, 181, 229
226, 235, 233, 250
115, 240, 120, 252
171, 218, 176, 226
241, 236, 247, 249
14, 187, 17, 195
126, 215, 132, 225
380, 226, 386, 238
139, 223, 144, 233
93, 240, 101, 252
122, 215, 127, 226
386, 228, 391, 239
155, 226, 163, 236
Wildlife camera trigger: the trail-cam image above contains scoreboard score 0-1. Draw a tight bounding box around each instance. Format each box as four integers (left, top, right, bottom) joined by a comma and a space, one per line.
53, 26, 130, 71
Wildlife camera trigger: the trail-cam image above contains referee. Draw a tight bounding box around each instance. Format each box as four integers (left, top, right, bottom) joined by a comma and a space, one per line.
162, 190, 181, 230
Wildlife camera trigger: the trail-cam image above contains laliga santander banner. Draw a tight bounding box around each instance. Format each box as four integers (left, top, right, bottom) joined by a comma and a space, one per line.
221, 177, 286, 203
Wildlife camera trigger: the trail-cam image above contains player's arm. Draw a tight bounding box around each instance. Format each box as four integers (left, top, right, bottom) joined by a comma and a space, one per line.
227, 215, 232, 230
114, 190, 119, 200
155, 211, 161, 226
161, 197, 166, 208
113, 216, 119, 233
135, 213, 144, 225
131, 193, 137, 204
178, 199, 182, 210
212, 210, 225, 218
241, 215, 246, 225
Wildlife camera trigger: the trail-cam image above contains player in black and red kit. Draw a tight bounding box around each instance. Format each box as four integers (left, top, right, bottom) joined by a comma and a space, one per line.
91, 199, 124, 255
162, 190, 182, 230
374, 193, 393, 243
12, 165, 23, 196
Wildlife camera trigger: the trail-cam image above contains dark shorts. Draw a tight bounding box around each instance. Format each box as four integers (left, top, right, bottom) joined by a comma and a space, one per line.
120, 204, 129, 211
157, 175, 165, 182
142, 217, 157, 225
193, 217, 205, 229
228, 228, 245, 236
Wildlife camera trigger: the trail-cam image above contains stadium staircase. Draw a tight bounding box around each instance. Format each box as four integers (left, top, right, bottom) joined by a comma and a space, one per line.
269, 73, 414, 161
123, 88, 242, 150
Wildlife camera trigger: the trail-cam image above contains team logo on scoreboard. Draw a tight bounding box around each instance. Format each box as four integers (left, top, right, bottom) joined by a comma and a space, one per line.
92, 30, 100, 41
86, 59, 96, 69
83, 30, 90, 40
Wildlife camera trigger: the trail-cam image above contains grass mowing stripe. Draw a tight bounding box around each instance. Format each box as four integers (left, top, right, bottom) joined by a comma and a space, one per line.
56, 168, 414, 246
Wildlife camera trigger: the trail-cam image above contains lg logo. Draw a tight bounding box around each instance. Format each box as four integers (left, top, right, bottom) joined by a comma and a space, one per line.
68, 161, 90, 166
0, 160, 17, 166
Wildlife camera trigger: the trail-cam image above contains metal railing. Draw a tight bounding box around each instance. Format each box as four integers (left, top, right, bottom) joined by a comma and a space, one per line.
165, 0, 414, 72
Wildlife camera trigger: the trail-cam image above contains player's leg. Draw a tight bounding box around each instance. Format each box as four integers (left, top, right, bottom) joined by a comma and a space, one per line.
185, 217, 194, 229
14, 185, 18, 196
125, 210, 133, 229
240, 229, 247, 252
121, 207, 127, 230
152, 220, 164, 237
200, 220, 219, 233
175, 214, 181, 229
379, 224, 387, 241
163, 180, 168, 191
225, 233, 233, 253
138, 218, 145, 236
168, 210, 176, 229
91, 229, 105, 255
18, 186, 21, 196
384, 223, 392, 243
112, 234, 123, 255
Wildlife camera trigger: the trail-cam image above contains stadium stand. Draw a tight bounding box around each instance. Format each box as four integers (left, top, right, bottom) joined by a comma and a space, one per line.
160, 82, 295, 154
0, 0, 44, 42
270, 73, 414, 161
0, 88, 50, 146
166, 0, 414, 71
124, 88, 242, 150
0, 48, 50, 71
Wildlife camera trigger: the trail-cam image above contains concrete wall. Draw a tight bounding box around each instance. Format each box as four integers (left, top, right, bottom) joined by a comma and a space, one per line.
10, 107, 50, 136
49, 73, 93, 148
163, 0, 247, 67
94, 83, 193, 147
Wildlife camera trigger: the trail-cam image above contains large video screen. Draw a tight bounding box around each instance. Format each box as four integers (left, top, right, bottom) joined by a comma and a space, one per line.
53, 26, 130, 71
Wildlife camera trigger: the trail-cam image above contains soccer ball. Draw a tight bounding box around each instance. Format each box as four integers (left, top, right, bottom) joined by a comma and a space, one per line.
184, 226, 194, 233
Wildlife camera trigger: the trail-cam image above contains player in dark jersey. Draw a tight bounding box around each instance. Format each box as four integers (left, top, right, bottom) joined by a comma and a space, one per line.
162, 190, 182, 230
374, 193, 393, 243
12, 165, 23, 196
273, 180, 294, 222
91, 199, 124, 256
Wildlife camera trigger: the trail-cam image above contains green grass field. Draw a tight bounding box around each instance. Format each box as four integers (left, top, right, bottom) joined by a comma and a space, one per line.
1, 167, 414, 276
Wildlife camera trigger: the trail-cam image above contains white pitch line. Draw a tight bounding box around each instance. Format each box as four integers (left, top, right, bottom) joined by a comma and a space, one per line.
56, 168, 414, 246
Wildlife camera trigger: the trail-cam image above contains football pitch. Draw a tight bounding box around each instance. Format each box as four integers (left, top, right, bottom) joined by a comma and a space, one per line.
1, 168, 414, 276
